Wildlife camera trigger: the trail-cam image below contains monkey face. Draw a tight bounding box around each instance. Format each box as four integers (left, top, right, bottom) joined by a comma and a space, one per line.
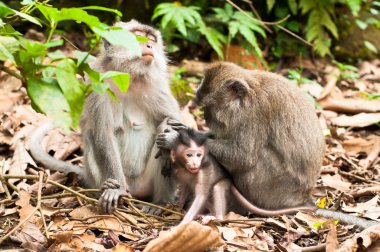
183, 149, 204, 173
102, 20, 167, 75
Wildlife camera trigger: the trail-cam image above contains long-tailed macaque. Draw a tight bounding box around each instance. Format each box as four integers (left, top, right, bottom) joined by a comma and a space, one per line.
30, 20, 181, 213
158, 62, 378, 229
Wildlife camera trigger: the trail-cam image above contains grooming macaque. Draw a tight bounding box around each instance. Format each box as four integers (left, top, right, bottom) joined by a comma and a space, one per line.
159, 62, 378, 228
30, 20, 181, 213
170, 128, 313, 225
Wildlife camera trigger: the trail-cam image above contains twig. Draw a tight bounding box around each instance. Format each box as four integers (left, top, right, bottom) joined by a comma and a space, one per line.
243, 0, 272, 33
351, 186, 380, 198
0, 64, 24, 82
123, 197, 183, 217
226, 0, 313, 47
73, 225, 139, 237
0, 172, 44, 245
338, 170, 380, 185
128, 200, 154, 227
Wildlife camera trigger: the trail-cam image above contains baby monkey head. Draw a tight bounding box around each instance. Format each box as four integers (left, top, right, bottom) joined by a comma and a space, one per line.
100, 20, 167, 76
170, 128, 209, 174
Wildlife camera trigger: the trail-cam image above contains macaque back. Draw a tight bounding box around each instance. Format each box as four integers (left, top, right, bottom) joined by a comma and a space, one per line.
195, 62, 325, 210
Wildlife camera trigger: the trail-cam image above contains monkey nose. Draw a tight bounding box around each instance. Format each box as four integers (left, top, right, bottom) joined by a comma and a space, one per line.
146, 44, 152, 49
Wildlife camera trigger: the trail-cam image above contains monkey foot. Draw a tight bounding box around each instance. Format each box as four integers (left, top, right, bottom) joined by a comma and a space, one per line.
100, 179, 129, 213
200, 215, 217, 225
140, 205, 163, 216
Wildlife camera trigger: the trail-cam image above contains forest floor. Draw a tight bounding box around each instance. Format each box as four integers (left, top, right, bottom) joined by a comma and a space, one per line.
0, 57, 380, 252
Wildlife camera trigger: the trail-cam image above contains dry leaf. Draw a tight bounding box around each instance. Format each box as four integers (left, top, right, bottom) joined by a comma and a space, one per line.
337, 225, 380, 252
10, 222, 47, 245
69, 205, 98, 219
112, 243, 136, 252
143, 221, 224, 252
9, 139, 35, 183
319, 97, 380, 113
342, 196, 380, 220
321, 174, 351, 192
343, 138, 373, 155
326, 221, 340, 251
331, 113, 380, 128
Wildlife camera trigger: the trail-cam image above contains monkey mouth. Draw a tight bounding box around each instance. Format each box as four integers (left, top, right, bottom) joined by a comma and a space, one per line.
141, 54, 154, 63
187, 167, 199, 173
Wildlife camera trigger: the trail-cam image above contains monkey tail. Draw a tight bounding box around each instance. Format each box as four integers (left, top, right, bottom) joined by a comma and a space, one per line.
231, 186, 313, 216
30, 122, 84, 177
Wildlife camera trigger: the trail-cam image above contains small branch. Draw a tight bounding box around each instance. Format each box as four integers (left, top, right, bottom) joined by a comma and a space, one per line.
226, 0, 313, 47
0, 172, 44, 245
0, 64, 24, 82
123, 197, 183, 217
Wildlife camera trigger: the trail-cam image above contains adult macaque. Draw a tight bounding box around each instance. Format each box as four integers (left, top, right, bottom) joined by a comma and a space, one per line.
30, 20, 181, 213
158, 62, 378, 228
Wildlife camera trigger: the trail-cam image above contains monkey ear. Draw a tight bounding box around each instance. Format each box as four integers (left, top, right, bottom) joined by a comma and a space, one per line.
102, 38, 111, 50
225, 79, 248, 100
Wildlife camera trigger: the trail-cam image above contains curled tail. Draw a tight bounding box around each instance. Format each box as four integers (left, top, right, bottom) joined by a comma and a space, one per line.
30, 122, 84, 177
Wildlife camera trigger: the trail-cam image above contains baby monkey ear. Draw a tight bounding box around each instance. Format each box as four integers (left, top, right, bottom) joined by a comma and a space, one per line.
225, 79, 248, 100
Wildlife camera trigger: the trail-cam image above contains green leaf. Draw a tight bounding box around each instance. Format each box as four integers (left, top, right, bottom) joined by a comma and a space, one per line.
355, 19, 367, 29
73, 50, 96, 65
267, 0, 276, 12
346, 0, 362, 16
199, 25, 226, 59
91, 82, 109, 94
100, 71, 130, 93
0, 36, 19, 62
80, 6, 122, 17
93, 28, 141, 55
364, 40, 378, 53
287, 0, 298, 15
27, 78, 72, 128
238, 26, 263, 58
12, 9, 41, 26
55, 59, 86, 128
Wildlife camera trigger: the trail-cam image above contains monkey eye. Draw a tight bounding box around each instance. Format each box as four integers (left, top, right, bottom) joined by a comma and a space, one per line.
147, 34, 157, 42
197, 153, 202, 157
134, 30, 145, 36
186, 153, 193, 157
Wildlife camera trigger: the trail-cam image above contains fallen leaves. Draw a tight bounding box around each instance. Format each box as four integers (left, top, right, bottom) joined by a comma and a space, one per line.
143, 221, 223, 252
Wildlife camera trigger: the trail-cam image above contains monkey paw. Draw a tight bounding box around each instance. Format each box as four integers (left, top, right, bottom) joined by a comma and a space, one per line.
140, 205, 163, 216
100, 179, 129, 213
200, 215, 217, 225
156, 130, 179, 150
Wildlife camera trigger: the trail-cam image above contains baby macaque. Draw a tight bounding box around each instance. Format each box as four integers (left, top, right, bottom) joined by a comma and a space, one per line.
30, 20, 181, 213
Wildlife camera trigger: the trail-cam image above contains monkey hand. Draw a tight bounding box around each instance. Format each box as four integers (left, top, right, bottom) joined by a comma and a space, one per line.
167, 118, 188, 131
156, 129, 179, 150
99, 178, 129, 213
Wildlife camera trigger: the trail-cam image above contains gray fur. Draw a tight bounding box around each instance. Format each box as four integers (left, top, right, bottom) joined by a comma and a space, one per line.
30, 20, 181, 212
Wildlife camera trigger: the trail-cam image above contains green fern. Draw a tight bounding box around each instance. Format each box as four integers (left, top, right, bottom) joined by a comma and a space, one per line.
300, 0, 338, 56
152, 3, 202, 37
213, 4, 266, 58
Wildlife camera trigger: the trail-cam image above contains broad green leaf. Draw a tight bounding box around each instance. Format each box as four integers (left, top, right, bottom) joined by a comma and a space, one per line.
91, 82, 109, 94
0, 5, 13, 18
93, 28, 140, 55
0, 36, 19, 61
100, 71, 130, 93
55, 59, 86, 128
80, 6, 122, 16
12, 9, 41, 26
74, 50, 96, 66
364, 40, 378, 53
27, 78, 72, 129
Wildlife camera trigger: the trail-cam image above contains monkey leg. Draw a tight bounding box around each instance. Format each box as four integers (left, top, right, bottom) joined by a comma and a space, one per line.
211, 179, 230, 220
